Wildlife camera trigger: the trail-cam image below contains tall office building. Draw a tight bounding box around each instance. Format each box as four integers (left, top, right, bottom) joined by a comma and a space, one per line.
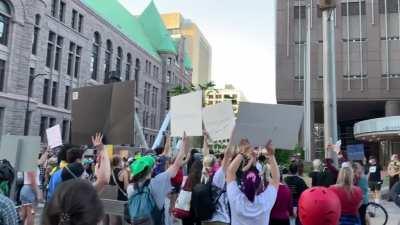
0, 0, 192, 147
276, 0, 400, 160
162, 13, 212, 86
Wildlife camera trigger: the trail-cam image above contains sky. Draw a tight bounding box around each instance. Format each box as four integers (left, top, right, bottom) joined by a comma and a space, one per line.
120, 0, 276, 103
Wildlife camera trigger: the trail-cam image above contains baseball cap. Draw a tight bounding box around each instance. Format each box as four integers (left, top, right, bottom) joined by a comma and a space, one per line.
130, 155, 156, 177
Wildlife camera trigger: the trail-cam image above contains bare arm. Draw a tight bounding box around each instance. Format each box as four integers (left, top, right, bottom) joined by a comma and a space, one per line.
92, 133, 111, 192
202, 132, 210, 157
226, 154, 245, 183
161, 135, 171, 157
263, 141, 280, 188
167, 133, 189, 177
241, 155, 255, 172
221, 146, 234, 173
181, 152, 191, 166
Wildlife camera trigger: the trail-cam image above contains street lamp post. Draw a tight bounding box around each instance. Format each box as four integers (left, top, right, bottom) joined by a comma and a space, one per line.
24, 73, 46, 136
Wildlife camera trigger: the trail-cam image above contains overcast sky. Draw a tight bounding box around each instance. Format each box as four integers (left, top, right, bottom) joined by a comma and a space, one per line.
120, 0, 276, 103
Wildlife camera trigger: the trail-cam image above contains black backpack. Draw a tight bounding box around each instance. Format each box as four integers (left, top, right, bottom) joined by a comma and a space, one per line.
191, 180, 225, 221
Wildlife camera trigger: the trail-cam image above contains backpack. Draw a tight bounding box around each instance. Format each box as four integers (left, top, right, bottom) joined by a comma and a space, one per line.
128, 181, 163, 225
191, 179, 225, 221
0, 159, 14, 184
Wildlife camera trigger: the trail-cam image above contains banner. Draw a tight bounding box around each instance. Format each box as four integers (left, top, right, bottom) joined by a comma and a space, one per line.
170, 91, 203, 137
346, 144, 365, 161
203, 102, 235, 141
232, 102, 304, 150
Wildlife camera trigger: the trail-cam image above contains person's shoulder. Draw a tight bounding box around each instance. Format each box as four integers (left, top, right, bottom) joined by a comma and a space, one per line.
0, 194, 15, 208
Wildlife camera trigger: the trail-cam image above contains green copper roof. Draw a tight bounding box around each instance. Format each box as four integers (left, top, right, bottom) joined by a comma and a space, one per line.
80, 0, 160, 60
138, 1, 177, 54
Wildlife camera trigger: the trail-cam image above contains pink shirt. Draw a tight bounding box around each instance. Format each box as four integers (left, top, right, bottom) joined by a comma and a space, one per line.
270, 184, 293, 220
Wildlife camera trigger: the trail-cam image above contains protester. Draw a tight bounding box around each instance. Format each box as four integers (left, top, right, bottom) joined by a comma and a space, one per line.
329, 165, 363, 225
43, 179, 104, 225
20, 170, 41, 225
201, 144, 233, 225
180, 160, 202, 225
308, 159, 322, 187
0, 191, 19, 225
388, 154, 400, 191
269, 175, 294, 225
353, 162, 368, 225
298, 187, 341, 225
226, 140, 279, 225
47, 146, 83, 201
367, 156, 383, 203
201, 134, 218, 184
284, 162, 308, 224
127, 133, 190, 225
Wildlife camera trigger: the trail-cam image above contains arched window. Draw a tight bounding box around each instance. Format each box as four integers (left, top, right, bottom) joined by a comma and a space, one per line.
134, 58, 140, 95
0, 0, 11, 46
116, 46, 123, 76
32, 14, 41, 55
90, 32, 101, 80
104, 39, 112, 81
125, 53, 132, 80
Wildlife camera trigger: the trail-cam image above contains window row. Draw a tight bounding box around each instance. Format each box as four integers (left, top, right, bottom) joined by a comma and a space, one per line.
143, 82, 158, 108
142, 111, 157, 130
51, 0, 84, 33
41, 78, 71, 109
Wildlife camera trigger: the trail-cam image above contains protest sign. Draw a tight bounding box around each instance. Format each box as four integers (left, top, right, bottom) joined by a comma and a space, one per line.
170, 91, 203, 137
203, 102, 235, 141
232, 102, 304, 150
46, 124, 62, 149
72, 81, 135, 145
0, 135, 41, 171
346, 144, 365, 161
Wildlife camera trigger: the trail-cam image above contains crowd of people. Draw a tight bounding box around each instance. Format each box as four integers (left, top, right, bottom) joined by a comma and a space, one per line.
0, 131, 399, 225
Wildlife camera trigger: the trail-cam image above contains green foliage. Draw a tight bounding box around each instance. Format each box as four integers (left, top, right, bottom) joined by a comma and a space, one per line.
275, 145, 305, 166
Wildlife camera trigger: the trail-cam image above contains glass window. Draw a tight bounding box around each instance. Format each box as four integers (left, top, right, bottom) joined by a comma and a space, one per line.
59, 1, 66, 22
51, 81, 58, 106
62, 120, 69, 141
32, 14, 41, 55
74, 46, 81, 78
0, 0, 10, 46
71, 9, 77, 29
0, 59, 4, 92
39, 116, 47, 142
29, 68, 34, 97
78, 14, 84, 32
126, 53, 132, 80
67, 42, 75, 76
134, 58, 140, 95
43, 79, 50, 104
54, 36, 63, 71
64, 86, 70, 109
50, 0, 57, 17
104, 40, 112, 82
90, 32, 101, 80
46, 31, 55, 68
116, 47, 123, 77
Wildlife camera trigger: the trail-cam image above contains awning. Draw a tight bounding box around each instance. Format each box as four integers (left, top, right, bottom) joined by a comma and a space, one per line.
354, 116, 400, 142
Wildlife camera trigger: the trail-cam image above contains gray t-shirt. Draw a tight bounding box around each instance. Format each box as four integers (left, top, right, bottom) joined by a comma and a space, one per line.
127, 170, 173, 210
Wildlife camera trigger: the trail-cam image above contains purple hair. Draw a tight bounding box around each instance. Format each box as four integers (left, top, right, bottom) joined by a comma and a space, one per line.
241, 169, 261, 202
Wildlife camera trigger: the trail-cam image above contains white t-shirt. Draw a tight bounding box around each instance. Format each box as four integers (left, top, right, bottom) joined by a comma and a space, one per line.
227, 181, 277, 225
207, 167, 230, 223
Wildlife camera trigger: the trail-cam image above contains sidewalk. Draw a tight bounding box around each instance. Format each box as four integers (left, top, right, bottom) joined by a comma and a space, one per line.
381, 200, 400, 225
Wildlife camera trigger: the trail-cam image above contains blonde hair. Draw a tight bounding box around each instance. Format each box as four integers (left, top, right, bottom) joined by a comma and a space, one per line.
201, 155, 216, 183
312, 159, 322, 171
336, 166, 354, 191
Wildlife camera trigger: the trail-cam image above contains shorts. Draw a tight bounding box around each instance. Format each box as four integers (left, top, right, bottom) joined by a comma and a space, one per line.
368, 181, 382, 191
20, 185, 36, 204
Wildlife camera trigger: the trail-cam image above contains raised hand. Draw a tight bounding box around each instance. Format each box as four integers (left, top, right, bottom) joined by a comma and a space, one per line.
262, 140, 275, 157
91, 132, 104, 148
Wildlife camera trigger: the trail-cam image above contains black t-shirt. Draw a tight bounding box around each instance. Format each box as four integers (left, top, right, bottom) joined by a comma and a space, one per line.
368, 164, 382, 182
308, 171, 321, 187
284, 175, 308, 206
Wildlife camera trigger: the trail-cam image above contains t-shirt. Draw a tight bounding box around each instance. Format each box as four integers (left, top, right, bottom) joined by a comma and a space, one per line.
127, 170, 173, 210
47, 169, 63, 201
368, 165, 382, 182
308, 171, 322, 187
357, 176, 369, 205
284, 175, 308, 206
207, 168, 230, 223
0, 193, 18, 225
270, 184, 293, 220
329, 185, 363, 216
227, 181, 277, 225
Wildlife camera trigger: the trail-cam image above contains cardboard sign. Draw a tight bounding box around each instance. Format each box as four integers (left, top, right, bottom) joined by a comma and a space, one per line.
46, 125, 62, 149
346, 144, 365, 161
170, 91, 203, 137
72, 81, 135, 145
203, 102, 236, 141
0, 135, 41, 171
232, 102, 304, 150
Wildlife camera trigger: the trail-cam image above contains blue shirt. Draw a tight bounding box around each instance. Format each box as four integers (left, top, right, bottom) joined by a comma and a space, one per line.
47, 170, 63, 201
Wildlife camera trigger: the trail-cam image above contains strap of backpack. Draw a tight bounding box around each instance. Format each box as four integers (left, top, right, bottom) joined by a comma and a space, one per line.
111, 170, 128, 197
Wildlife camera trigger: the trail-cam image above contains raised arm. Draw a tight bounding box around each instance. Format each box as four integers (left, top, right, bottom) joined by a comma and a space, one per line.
227, 139, 251, 183
161, 134, 171, 157
221, 146, 234, 173
202, 131, 210, 157
242, 153, 256, 172
92, 133, 111, 192
262, 140, 280, 188
167, 133, 190, 177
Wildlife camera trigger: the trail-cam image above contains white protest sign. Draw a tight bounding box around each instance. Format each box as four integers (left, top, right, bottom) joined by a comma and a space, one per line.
46, 124, 62, 148
203, 102, 236, 141
232, 102, 304, 150
171, 91, 203, 137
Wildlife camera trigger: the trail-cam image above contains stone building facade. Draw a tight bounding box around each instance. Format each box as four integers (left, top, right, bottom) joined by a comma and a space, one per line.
0, 0, 192, 147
